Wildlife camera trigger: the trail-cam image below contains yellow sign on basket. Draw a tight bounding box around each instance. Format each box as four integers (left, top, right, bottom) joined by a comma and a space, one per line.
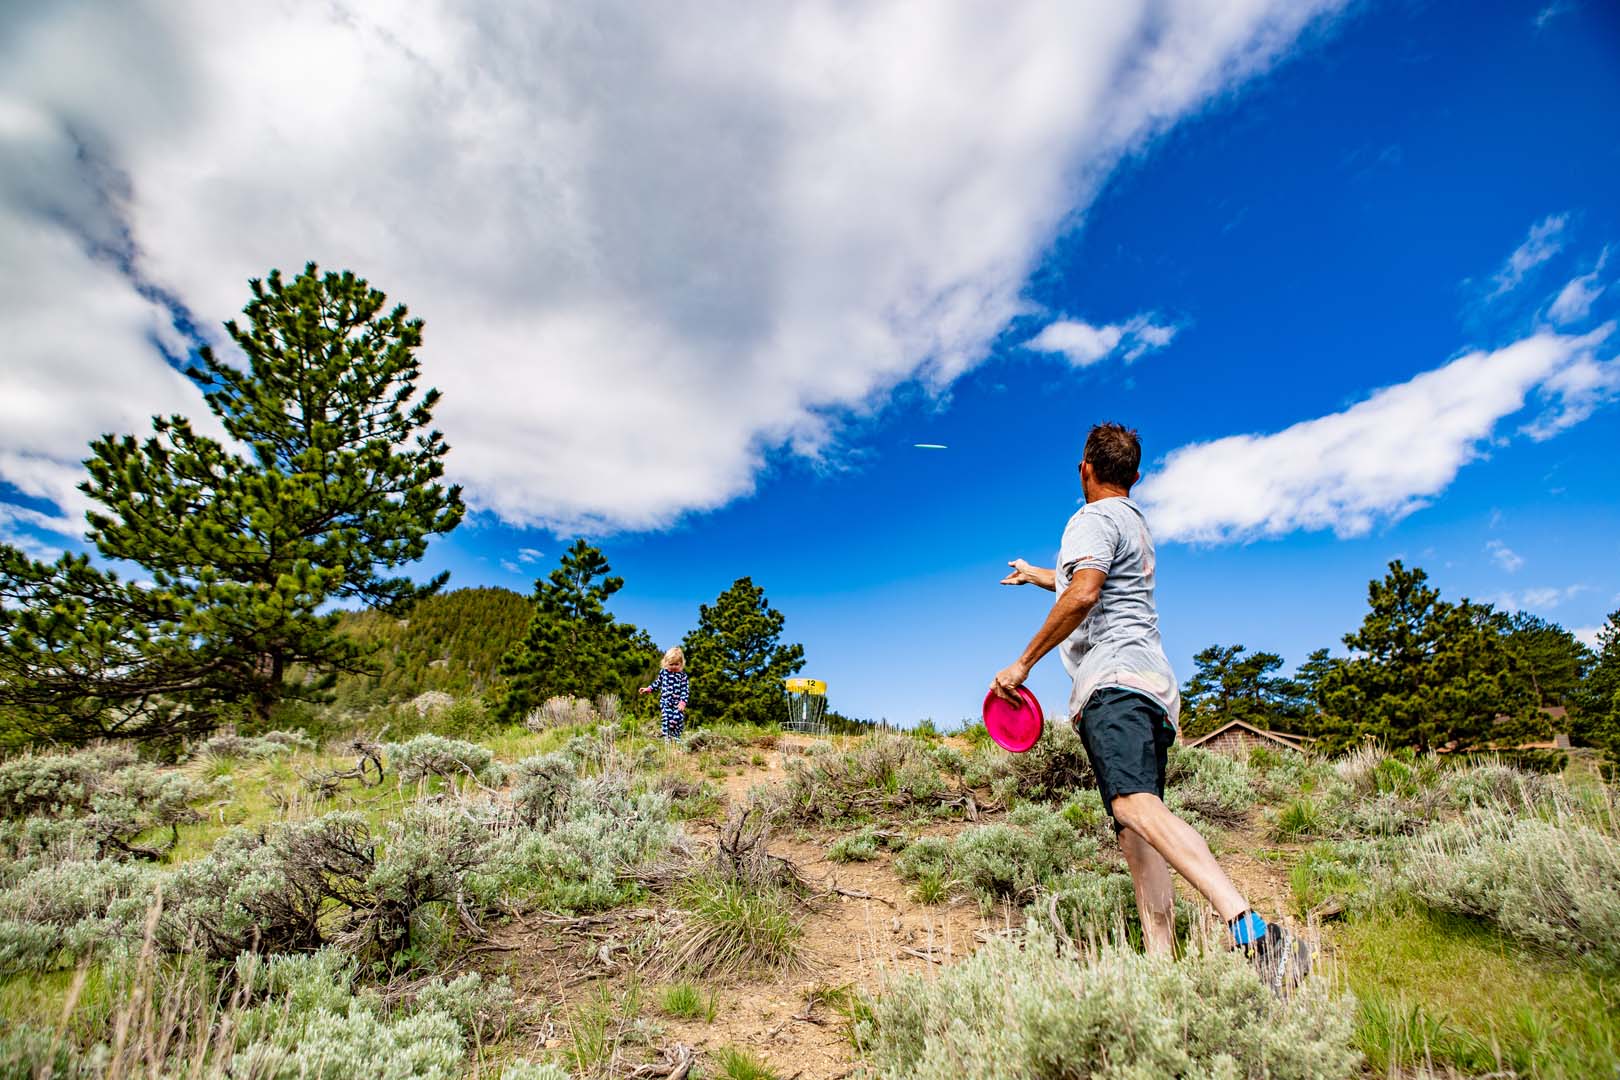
784, 678, 826, 696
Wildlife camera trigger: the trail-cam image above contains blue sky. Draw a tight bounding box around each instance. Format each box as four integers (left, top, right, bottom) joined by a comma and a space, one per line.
3, 1, 1618, 727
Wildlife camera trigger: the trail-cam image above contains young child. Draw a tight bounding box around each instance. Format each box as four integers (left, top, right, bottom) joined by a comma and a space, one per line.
639, 647, 690, 739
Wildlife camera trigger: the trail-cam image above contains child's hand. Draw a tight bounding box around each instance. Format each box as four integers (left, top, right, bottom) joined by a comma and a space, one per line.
676, 701, 687, 712
638, 686, 652, 695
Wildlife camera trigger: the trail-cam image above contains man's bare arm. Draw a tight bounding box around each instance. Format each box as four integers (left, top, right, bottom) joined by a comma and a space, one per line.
1000, 558, 1057, 591
990, 568, 1104, 701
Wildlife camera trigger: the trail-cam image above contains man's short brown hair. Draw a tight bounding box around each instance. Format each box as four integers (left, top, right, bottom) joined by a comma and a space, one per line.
1083, 423, 1141, 489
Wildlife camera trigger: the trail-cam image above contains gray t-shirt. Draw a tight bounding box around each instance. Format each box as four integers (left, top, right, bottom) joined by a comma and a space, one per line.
1054, 496, 1180, 729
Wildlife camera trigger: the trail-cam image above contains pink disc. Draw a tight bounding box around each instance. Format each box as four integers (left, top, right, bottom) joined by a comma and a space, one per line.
982, 686, 1044, 753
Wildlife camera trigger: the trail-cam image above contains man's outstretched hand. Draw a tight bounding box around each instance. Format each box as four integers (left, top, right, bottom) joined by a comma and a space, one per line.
990, 661, 1031, 704
1000, 558, 1039, 585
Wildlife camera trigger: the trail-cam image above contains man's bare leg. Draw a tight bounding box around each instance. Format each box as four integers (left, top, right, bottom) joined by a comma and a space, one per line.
1111, 792, 1248, 922
1118, 825, 1176, 955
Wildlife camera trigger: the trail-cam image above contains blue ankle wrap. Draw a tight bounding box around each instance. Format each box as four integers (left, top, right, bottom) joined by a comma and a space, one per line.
1230, 910, 1267, 946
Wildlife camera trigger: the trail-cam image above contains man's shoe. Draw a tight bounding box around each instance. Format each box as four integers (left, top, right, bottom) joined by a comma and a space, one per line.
1246, 922, 1311, 996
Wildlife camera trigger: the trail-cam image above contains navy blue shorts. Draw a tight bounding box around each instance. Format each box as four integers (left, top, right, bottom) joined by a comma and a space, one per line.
1077, 687, 1176, 824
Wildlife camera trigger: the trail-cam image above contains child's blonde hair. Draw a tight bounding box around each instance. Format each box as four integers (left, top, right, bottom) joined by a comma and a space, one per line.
661, 647, 685, 671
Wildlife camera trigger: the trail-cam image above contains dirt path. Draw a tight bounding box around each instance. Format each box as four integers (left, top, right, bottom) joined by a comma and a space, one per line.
487, 739, 1295, 1078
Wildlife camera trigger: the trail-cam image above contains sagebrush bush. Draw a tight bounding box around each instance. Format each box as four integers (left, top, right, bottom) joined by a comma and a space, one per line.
0, 744, 138, 818
527, 694, 598, 732
1163, 744, 1256, 827
827, 826, 909, 863
500, 1063, 572, 1080
894, 805, 1103, 909
0, 744, 209, 861
384, 734, 503, 786
474, 773, 675, 913
858, 926, 1360, 1079
197, 728, 316, 759
235, 1003, 467, 1080
964, 722, 1096, 806
768, 735, 955, 825
413, 971, 518, 1045
1041, 870, 1200, 952
510, 752, 578, 829
1401, 808, 1620, 971
0, 856, 158, 973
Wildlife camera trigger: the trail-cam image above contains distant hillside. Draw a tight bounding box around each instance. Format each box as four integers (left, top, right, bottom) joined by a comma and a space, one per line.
327, 587, 532, 707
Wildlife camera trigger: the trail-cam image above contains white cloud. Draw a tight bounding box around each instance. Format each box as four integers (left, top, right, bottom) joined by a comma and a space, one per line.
0, 0, 1345, 539
1137, 325, 1617, 543
499, 559, 522, 575
1547, 252, 1607, 325
1486, 539, 1524, 573
1572, 625, 1603, 651
1495, 584, 1586, 612
1026, 315, 1180, 367
1535, 2, 1575, 29
1490, 214, 1567, 298
516, 547, 545, 564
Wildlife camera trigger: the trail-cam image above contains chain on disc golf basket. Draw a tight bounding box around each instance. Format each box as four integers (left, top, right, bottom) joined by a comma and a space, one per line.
782, 677, 829, 735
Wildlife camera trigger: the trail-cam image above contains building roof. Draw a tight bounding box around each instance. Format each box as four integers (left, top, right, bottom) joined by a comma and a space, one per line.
1183, 719, 1311, 753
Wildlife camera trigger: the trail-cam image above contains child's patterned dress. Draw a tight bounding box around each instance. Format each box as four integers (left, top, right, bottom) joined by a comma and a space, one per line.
645, 669, 690, 738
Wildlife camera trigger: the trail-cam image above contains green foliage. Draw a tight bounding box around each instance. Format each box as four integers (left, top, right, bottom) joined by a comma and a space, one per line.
496, 540, 660, 723
664, 873, 803, 977
1338, 907, 1620, 1080
1272, 797, 1327, 841
680, 576, 805, 727
659, 981, 716, 1021
1288, 840, 1389, 917
1179, 643, 1308, 739
1315, 562, 1541, 753
1504, 611, 1594, 708
1572, 607, 1620, 773
320, 587, 533, 709
857, 926, 1359, 1080
1401, 807, 1620, 971
712, 1044, 780, 1080
0, 264, 464, 742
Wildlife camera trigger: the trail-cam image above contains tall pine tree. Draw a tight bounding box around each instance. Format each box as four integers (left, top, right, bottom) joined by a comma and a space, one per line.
495, 540, 659, 722
681, 576, 804, 727
1314, 561, 1540, 753
0, 265, 463, 741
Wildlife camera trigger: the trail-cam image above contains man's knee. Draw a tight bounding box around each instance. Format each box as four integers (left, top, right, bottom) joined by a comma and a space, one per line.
1110, 791, 1166, 832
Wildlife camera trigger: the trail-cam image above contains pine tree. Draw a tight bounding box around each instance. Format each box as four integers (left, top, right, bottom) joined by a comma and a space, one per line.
1179, 644, 1305, 739
495, 541, 658, 722
681, 576, 805, 727
1315, 561, 1540, 753
1573, 608, 1620, 773
1502, 611, 1592, 708
0, 265, 463, 741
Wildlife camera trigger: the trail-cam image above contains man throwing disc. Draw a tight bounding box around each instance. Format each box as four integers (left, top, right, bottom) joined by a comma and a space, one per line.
992, 421, 1306, 991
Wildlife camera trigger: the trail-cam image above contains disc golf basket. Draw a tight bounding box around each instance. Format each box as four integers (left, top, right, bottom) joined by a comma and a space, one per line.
783, 677, 829, 735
